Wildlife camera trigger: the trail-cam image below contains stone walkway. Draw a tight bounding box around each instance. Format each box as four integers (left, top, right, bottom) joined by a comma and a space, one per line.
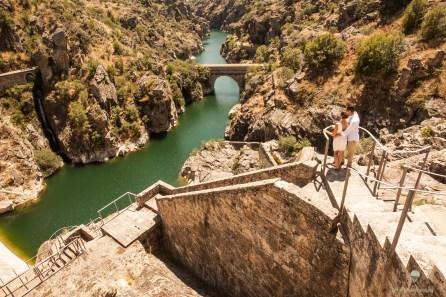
324, 165, 446, 278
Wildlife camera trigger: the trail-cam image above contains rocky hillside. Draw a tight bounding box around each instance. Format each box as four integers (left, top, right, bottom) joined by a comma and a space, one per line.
0, 0, 209, 206
193, 0, 446, 154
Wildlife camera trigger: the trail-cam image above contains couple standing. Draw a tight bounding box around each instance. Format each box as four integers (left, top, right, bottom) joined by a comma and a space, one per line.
332, 105, 360, 170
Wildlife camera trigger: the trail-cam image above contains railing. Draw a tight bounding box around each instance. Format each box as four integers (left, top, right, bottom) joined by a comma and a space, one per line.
323, 125, 446, 253
97, 192, 137, 225
322, 125, 431, 197
0, 237, 86, 297
339, 167, 446, 253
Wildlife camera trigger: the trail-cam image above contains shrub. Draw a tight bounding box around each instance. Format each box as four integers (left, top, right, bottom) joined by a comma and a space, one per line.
420, 6, 446, 41
278, 136, 311, 157
34, 148, 61, 174
420, 125, 433, 138
68, 101, 89, 132
355, 32, 404, 75
275, 67, 295, 89
255, 45, 270, 63
304, 33, 345, 72
282, 47, 302, 71
402, 0, 428, 34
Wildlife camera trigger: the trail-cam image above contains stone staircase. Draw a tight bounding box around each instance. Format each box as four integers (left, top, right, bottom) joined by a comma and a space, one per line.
0, 237, 86, 297
3, 153, 445, 296
320, 162, 446, 294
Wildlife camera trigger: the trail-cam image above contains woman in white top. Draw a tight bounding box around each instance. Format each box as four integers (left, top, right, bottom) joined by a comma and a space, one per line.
332, 112, 349, 170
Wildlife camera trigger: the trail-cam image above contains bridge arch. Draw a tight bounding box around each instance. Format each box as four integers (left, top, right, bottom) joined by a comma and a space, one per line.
202, 64, 264, 95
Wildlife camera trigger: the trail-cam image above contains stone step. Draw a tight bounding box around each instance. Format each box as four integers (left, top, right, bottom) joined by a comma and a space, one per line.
396, 235, 446, 277
349, 210, 434, 246
409, 205, 446, 236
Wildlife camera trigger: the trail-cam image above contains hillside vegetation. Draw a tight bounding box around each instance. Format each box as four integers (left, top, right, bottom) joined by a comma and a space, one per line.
0, 0, 209, 205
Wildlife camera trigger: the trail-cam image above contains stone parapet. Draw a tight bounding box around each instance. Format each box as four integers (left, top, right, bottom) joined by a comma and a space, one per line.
157, 179, 349, 297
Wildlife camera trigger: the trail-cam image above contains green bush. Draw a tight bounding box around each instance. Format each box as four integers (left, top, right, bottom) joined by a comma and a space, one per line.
355, 32, 404, 75
281, 47, 302, 71
255, 45, 270, 63
420, 125, 433, 138
420, 6, 446, 41
304, 33, 345, 72
278, 136, 311, 157
402, 0, 428, 34
34, 148, 61, 174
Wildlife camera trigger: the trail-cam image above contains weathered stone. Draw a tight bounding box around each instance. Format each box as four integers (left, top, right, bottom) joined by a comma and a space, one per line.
51, 29, 70, 76
158, 180, 349, 297
135, 74, 178, 134
0, 200, 13, 214
89, 65, 118, 111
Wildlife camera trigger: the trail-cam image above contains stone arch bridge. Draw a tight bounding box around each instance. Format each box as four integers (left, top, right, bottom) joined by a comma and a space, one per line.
201, 64, 264, 95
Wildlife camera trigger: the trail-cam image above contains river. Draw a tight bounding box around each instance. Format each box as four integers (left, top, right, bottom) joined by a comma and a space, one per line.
0, 31, 238, 259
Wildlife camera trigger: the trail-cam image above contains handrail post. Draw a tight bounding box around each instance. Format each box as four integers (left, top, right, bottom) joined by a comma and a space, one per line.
373, 151, 387, 197
323, 135, 330, 175
365, 141, 376, 182
393, 166, 408, 212
377, 152, 388, 192
339, 168, 351, 211
391, 189, 415, 252
409, 148, 431, 211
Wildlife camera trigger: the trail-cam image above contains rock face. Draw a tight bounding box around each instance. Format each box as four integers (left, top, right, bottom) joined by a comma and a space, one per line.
0, 96, 61, 208
180, 141, 262, 184
89, 65, 118, 111
135, 75, 178, 134
192, 0, 446, 159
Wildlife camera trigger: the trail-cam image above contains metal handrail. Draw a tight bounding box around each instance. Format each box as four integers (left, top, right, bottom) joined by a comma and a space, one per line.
338, 167, 442, 254
323, 125, 431, 158
405, 166, 446, 179
0, 237, 86, 296
97, 192, 137, 225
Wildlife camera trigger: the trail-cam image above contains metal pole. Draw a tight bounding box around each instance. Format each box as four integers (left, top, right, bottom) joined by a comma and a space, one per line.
409, 149, 430, 211
393, 167, 408, 212
377, 152, 388, 192
114, 201, 118, 214
339, 168, 351, 211
365, 141, 376, 182
373, 151, 387, 196
323, 137, 330, 175
391, 189, 415, 252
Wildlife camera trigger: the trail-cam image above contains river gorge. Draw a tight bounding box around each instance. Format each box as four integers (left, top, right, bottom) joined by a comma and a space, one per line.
0, 31, 239, 260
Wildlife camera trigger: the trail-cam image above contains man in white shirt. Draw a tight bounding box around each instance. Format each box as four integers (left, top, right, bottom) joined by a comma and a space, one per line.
342, 105, 360, 167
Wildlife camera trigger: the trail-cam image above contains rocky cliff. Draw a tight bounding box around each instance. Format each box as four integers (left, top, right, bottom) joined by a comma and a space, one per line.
0, 0, 210, 204
193, 0, 446, 153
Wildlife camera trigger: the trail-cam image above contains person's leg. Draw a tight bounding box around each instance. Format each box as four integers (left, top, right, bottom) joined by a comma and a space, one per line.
339, 151, 345, 167
334, 151, 339, 168
347, 141, 358, 166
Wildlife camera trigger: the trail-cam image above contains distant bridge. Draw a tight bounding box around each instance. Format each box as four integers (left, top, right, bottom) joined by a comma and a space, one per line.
0, 67, 39, 91
201, 64, 265, 94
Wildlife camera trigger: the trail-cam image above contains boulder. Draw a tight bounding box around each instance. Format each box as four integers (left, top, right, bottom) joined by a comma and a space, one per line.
51, 29, 70, 76
135, 75, 178, 133
397, 51, 445, 96
120, 15, 139, 30
0, 200, 13, 214
89, 65, 118, 112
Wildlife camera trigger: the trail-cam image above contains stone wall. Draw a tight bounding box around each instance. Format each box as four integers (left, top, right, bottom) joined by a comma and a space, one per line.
341, 212, 446, 297
137, 160, 317, 207
157, 179, 349, 297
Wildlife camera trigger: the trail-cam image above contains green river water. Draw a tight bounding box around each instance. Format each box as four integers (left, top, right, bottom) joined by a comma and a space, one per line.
0, 31, 239, 259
